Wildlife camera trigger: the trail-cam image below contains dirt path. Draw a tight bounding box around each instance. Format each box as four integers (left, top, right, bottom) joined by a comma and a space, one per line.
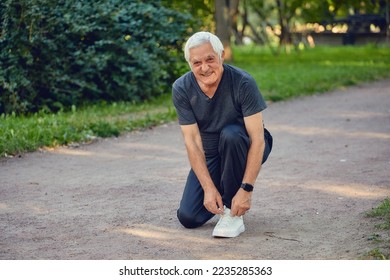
1, 80, 389, 260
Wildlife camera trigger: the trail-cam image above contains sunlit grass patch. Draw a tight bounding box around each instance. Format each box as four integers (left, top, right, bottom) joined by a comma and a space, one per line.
233, 45, 390, 101
0, 95, 176, 157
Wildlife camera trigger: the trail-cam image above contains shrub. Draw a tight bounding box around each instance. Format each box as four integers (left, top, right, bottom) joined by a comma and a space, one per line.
0, 0, 192, 114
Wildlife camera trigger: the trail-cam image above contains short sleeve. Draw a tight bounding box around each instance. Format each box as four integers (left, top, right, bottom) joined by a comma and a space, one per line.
172, 83, 197, 125
239, 75, 267, 117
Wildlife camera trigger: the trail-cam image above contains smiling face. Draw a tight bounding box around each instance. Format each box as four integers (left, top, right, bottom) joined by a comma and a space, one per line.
189, 42, 225, 89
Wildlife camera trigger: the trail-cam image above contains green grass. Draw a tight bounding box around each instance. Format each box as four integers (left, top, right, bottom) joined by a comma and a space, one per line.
233, 45, 390, 101
364, 199, 390, 260
367, 199, 390, 230
0, 95, 176, 156
1, 45, 390, 157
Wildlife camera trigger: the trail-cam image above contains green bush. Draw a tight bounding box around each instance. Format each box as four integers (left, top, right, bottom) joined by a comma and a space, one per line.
0, 0, 192, 114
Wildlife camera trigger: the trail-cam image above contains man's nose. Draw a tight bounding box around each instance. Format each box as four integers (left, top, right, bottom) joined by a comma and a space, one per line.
201, 63, 209, 72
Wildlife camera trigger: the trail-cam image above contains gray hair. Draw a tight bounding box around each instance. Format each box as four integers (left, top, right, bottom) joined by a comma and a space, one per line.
184, 32, 224, 63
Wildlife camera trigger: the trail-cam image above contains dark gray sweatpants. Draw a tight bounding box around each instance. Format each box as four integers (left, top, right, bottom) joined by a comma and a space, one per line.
177, 124, 273, 228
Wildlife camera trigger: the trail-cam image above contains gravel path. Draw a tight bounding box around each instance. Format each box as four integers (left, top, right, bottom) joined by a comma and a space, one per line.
1, 79, 389, 259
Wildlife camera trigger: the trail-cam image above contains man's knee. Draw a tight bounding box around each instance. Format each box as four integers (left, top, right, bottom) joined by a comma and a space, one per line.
177, 208, 210, 229
262, 128, 273, 164
220, 124, 247, 145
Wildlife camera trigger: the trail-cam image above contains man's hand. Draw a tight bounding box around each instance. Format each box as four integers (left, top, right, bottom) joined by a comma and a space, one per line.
231, 188, 252, 216
203, 187, 224, 215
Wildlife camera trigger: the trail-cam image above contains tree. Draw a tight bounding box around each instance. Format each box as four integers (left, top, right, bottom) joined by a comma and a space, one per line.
232, 0, 388, 53
0, 0, 193, 114
165, 0, 239, 61
214, 0, 239, 61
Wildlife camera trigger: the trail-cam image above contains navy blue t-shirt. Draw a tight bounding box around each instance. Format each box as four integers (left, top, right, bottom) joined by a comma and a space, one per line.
172, 64, 267, 156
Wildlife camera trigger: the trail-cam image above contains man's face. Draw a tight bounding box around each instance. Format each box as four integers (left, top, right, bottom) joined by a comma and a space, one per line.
189, 43, 224, 88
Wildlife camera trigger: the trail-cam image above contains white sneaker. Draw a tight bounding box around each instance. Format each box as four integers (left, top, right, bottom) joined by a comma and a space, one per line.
212, 207, 245, 238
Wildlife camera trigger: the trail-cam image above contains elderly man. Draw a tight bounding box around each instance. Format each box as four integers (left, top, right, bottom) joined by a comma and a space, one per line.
172, 32, 272, 237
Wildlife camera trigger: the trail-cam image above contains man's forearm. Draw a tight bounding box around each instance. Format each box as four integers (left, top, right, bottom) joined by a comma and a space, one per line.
242, 138, 265, 186
185, 142, 216, 191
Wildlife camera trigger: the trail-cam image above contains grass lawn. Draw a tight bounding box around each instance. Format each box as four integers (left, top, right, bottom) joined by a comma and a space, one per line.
1, 45, 390, 157
233, 45, 390, 101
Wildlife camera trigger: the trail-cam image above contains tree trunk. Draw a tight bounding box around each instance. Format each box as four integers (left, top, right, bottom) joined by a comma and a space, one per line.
215, 0, 233, 61
276, 0, 292, 47
230, 0, 243, 45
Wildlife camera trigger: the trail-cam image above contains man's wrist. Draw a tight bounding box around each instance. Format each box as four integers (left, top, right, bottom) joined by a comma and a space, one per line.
202, 183, 217, 192
240, 183, 254, 192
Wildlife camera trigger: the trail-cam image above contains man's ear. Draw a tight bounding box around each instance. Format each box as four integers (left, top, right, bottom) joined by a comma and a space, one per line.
221, 50, 225, 62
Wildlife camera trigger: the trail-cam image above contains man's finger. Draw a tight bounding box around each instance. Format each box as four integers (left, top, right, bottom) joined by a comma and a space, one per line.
230, 204, 239, 216
205, 203, 220, 215
216, 197, 224, 212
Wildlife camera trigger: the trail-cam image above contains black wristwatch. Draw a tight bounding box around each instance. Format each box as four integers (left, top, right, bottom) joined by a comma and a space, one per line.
240, 183, 254, 192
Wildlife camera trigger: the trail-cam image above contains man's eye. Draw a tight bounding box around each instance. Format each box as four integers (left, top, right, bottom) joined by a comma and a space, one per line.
193, 62, 201, 66
207, 58, 214, 63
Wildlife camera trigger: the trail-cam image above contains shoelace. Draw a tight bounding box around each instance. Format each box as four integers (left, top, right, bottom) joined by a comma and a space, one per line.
217, 214, 235, 228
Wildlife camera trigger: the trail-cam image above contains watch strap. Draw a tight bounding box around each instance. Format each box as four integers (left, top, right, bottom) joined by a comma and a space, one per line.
240, 183, 254, 192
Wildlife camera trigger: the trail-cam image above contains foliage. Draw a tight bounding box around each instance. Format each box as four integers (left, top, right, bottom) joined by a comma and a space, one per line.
0, 0, 192, 115
162, 0, 214, 31
234, 0, 387, 50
